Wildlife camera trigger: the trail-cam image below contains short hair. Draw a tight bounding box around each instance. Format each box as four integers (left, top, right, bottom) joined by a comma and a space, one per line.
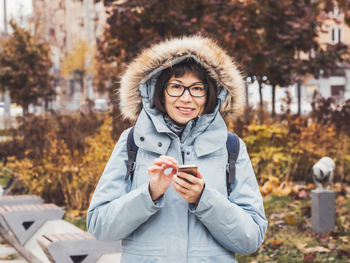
153, 58, 217, 115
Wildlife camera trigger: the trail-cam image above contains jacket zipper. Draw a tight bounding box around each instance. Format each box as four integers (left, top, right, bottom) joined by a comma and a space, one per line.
180, 125, 193, 164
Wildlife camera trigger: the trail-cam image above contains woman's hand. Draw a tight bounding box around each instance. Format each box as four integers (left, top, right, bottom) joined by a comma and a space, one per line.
148, 155, 178, 201
172, 171, 205, 204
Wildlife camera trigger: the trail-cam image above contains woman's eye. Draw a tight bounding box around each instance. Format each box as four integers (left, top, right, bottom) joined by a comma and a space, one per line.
172, 85, 182, 89
192, 86, 204, 91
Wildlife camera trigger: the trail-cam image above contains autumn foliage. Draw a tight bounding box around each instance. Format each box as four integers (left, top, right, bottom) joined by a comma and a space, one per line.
5, 116, 112, 210
239, 100, 350, 185
1, 112, 106, 210
0, 21, 53, 114
93, 0, 349, 119
0, 97, 348, 210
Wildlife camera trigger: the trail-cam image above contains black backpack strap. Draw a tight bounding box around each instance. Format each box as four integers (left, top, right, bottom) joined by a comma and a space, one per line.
126, 127, 138, 181
226, 132, 240, 196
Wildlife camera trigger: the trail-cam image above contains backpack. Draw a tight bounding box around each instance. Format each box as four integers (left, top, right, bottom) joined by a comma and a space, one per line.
125, 127, 240, 196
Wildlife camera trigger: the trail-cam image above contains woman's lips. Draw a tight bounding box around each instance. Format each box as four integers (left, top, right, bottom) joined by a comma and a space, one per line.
176, 107, 195, 114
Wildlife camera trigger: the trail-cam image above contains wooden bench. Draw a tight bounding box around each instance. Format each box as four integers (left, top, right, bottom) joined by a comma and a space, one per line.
0, 203, 64, 245
0, 196, 121, 262
37, 232, 122, 263
0, 195, 44, 232
0, 195, 43, 206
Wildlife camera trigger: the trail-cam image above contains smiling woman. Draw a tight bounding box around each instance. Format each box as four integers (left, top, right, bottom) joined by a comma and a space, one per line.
87, 36, 267, 263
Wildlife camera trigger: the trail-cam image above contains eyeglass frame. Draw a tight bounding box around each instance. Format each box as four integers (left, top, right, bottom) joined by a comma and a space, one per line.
164, 82, 208, 97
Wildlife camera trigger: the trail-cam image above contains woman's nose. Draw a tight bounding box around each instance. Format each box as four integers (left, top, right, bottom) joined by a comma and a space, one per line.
179, 90, 192, 102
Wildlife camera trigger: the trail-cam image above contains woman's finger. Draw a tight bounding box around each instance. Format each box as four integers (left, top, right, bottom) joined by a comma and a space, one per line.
177, 172, 197, 184
154, 159, 178, 168
172, 181, 188, 195
148, 165, 163, 173
173, 175, 192, 190
159, 155, 178, 164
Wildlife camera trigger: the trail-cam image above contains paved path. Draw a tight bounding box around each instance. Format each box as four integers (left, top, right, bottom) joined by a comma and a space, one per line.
0, 235, 27, 263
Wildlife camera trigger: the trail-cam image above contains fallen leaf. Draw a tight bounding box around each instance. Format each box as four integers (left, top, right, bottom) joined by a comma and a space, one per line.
269, 239, 283, 249
304, 246, 330, 253
284, 215, 298, 225
345, 186, 350, 194
339, 236, 349, 243
296, 242, 307, 250
333, 183, 342, 192
269, 213, 284, 219
337, 195, 345, 203
327, 241, 336, 250
306, 183, 316, 190
260, 176, 280, 195
274, 220, 286, 226
292, 184, 306, 193
275, 184, 292, 196
271, 239, 283, 246
297, 189, 309, 199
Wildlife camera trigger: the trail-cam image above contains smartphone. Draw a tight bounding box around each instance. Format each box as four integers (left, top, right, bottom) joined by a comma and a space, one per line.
178, 165, 198, 177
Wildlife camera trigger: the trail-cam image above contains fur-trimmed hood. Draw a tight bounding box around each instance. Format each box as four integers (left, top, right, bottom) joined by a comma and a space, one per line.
119, 35, 245, 121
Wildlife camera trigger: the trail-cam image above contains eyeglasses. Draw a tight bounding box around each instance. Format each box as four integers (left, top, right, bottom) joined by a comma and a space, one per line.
164, 82, 207, 97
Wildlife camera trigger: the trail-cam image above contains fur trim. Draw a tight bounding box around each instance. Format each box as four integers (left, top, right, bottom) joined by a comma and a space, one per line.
119, 35, 245, 121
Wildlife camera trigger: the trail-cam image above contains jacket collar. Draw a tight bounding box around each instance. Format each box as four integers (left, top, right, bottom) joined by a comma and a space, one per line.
134, 99, 227, 157
134, 109, 171, 156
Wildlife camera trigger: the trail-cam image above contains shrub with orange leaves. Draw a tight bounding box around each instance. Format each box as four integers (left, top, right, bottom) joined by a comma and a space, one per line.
230, 113, 350, 186
4, 116, 116, 210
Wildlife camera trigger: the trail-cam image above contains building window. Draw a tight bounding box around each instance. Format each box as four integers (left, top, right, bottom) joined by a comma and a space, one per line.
332, 28, 343, 43
331, 85, 345, 97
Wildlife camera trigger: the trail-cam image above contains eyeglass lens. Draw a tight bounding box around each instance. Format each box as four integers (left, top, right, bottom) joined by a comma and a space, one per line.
166, 83, 206, 97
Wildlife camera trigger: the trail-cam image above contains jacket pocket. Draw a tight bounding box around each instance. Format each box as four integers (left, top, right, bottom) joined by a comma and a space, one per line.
188, 244, 236, 263
122, 239, 166, 256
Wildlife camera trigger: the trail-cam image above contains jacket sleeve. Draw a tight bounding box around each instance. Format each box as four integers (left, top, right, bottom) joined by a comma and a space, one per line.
189, 138, 268, 254
86, 128, 164, 241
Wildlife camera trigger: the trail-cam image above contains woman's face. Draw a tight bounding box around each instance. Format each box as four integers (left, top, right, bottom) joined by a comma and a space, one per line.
164, 72, 206, 125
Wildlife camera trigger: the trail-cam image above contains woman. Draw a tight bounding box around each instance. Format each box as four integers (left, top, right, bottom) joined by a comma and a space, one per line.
87, 36, 267, 262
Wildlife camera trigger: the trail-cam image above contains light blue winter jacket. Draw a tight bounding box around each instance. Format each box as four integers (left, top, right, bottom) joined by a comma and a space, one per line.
87, 36, 267, 263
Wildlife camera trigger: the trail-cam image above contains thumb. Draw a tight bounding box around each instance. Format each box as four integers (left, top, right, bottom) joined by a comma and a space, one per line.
196, 170, 202, 178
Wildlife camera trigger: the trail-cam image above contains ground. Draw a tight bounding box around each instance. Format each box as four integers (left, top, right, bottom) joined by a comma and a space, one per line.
236, 184, 350, 263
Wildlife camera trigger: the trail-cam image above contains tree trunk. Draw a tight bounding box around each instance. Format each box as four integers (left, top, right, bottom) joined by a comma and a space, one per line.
44, 100, 49, 112
245, 81, 249, 109
23, 104, 29, 116
258, 80, 264, 121
271, 84, 276, 117
79, 71, 85, 111
244, 81, 249, 122
297, 82, 301, 115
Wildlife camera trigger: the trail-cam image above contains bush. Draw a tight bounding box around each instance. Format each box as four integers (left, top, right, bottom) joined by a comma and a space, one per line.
231, 98, 350, 184
1, 98, 349, 211
5, 116, 116, 210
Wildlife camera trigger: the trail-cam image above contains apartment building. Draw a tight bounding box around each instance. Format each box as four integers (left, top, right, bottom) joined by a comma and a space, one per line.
32, 0, 108, 111
303, 6, 350, 105
250, 7, 350, 115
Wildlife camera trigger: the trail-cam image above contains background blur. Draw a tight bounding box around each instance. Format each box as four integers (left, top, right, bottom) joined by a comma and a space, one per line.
0, 1, 350, 262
